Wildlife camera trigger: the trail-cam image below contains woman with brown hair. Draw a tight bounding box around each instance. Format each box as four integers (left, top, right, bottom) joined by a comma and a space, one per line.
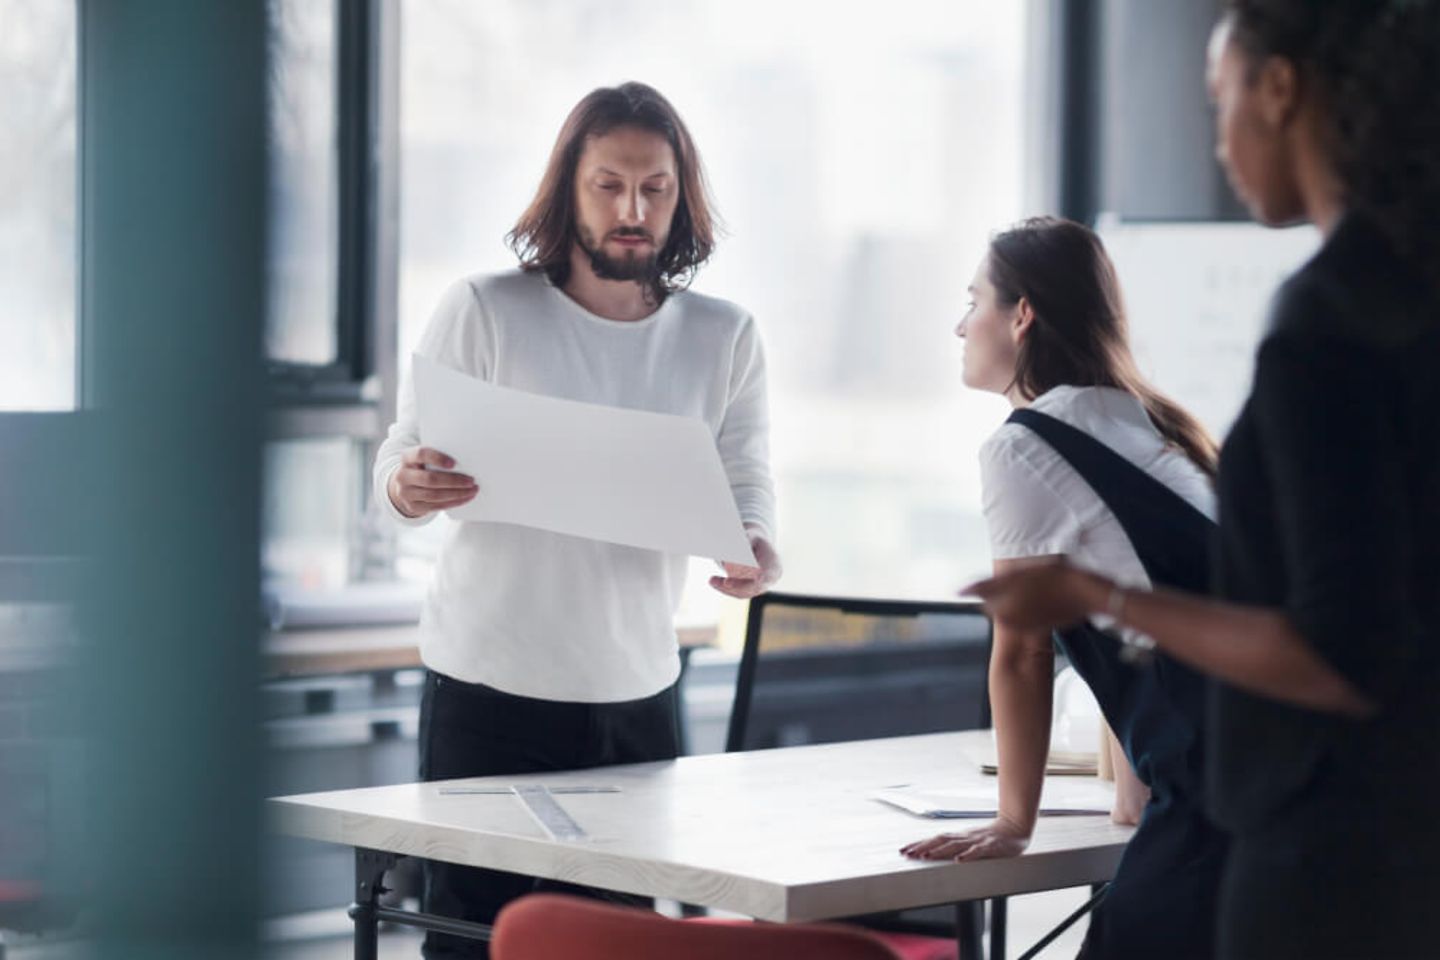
903, 216, 1226, 959
963, 2, 1440, 956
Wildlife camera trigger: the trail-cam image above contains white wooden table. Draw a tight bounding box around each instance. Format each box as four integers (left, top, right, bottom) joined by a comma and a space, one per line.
268, 730, 1133, 958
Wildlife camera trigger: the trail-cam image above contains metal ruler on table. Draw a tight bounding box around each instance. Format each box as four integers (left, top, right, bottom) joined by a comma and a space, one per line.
511, 784, 588, 841
437, 785, 620, 796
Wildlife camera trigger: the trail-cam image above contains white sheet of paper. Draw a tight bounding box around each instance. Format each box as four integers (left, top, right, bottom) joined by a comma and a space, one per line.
871, 780, 1114, 819
412, 355, 756, 566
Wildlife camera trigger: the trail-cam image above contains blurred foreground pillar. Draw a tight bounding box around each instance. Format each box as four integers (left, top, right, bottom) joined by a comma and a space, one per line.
79, 2, 266, 957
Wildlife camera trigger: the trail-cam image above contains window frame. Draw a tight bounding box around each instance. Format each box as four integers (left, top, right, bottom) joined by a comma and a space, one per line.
262, 0, 401, 588
266, 0, 399, 426
2, 2, 85, 605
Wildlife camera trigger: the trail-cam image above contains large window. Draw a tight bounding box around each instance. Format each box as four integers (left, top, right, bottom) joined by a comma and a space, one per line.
1, 1, 82, 916
260, 0, 390, 604
399, 0, 1027, 608
266, 0, 340, 367
0, 0, 77, 412
263, 437, 363, 592
1, 0, 81, 649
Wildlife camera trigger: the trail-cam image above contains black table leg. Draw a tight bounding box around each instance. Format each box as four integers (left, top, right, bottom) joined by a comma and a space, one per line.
347, 845, 496, 952
675, 645, 697, 757
990, 896, 1008, 960
957, 900, 984, 959
350, 848, 399, 960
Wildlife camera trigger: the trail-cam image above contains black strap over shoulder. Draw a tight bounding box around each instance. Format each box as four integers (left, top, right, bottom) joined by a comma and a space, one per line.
1007, 406, 1220, 805
1006, 407, 1214, 593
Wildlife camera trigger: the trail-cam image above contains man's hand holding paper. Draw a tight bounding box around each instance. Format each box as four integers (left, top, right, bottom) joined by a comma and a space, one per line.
709, 525, 782, 598
387, 446, 478, 519
412, 355, 759, 568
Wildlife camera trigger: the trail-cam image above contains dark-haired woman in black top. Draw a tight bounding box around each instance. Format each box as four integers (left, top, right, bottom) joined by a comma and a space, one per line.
966, 1, 1440, 957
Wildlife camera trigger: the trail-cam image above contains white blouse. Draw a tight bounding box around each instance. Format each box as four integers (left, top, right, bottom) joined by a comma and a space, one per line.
979, 385, 1216, 633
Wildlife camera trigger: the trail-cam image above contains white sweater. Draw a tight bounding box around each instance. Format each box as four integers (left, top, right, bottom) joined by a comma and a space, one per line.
375, 270, 776, 703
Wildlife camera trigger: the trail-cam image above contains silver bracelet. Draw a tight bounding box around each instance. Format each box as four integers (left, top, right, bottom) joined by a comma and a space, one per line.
1105, 583, 1128, 623
1105, 583, 1157, 663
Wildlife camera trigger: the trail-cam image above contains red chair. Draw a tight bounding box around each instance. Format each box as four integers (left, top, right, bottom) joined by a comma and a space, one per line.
492, 893, 912, 960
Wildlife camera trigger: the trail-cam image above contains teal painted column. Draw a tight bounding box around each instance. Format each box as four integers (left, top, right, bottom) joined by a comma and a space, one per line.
79, 2, 266, 956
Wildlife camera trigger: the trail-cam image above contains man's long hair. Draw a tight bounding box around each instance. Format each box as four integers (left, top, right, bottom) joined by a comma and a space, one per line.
507, 82, 718, 302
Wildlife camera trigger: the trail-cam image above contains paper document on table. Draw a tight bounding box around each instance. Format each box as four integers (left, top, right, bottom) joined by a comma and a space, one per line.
960, 737, 1098, 776
412, 355, 756, 565
872, 780, 1114, 819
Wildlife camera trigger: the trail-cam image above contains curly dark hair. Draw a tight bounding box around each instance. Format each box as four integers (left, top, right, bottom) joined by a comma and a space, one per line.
1223, 0, 1440, 286
507, 83, 718, 303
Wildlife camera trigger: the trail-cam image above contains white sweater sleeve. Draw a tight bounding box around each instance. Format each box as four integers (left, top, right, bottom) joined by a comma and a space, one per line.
718, 316, 777, 542
373, 278, 491, 527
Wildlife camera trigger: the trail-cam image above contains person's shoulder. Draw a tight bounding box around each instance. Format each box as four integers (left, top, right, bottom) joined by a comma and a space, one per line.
1015, 386, 1152, 448
978, 419, 1079, 528
430, 269, 563, 328
1266, 252, 1350, 345
1268, 216, 1434, 352
463, 268, 550, 304
1027, 384, 1104, 422
667, 287, 754, 329
979, 418, 1045, 474
428, 268, 520, 306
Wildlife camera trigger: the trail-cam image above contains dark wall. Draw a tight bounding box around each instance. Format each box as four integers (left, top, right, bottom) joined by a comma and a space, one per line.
1100, 0, 1243, 220
1051, 0, 1247, 223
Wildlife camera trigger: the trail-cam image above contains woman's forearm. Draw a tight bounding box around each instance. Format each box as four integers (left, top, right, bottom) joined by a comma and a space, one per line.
990, 625, 1055, 834
1092, 578, 1374, 717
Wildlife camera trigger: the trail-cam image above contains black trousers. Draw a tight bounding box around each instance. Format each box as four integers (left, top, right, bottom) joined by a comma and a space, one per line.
1076, 792, 1226, 960
417, 669, 680, 959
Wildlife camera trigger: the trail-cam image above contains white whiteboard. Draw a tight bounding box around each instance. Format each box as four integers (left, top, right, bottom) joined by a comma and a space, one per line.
1095, 216, 1320, 437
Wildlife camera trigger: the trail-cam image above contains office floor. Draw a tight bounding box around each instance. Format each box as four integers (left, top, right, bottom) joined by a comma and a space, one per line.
2, 888, 1089, 960
266, 926, 426, 960
253, 888, 1092, 960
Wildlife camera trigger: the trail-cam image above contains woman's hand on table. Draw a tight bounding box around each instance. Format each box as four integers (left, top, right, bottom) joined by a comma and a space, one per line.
900, 817, 1032, 862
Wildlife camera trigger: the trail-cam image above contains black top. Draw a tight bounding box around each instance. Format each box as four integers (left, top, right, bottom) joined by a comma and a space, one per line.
1208, 214, 1440, 833
1008, 408, 1216, 805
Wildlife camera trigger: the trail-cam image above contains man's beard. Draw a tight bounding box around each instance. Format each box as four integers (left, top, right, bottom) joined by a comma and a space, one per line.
577, 225, 663, 283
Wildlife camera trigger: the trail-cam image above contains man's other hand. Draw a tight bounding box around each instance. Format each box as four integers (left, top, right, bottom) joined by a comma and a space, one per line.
388, 446, 478, 519
709, 530, 782, 599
